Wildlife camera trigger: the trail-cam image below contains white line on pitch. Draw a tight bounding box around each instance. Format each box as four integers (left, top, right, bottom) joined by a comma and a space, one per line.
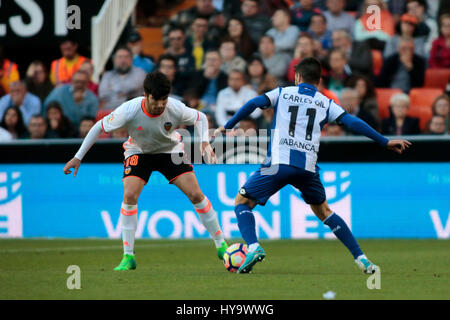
0, 241, 211, 254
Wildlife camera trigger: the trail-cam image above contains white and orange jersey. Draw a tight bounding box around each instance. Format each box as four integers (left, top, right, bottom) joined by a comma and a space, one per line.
101, 96, 201, 158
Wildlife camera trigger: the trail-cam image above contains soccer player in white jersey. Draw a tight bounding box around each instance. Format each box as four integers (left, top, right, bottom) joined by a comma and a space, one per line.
63, 71, 228, 270
214, 58, 411, 274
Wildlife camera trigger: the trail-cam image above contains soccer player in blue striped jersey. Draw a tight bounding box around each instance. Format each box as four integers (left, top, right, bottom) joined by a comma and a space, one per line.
214, 58, 411, 274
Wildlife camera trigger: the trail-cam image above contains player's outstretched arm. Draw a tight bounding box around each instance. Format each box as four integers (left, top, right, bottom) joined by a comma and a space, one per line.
338, 113, 411, 154
63, 120, 103, 177
196, 111, 217, 164
213, 95, 270, 137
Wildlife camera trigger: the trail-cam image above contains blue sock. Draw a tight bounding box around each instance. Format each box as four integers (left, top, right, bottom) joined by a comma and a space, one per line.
235, 204, 258, 245
324, 213, 363, 259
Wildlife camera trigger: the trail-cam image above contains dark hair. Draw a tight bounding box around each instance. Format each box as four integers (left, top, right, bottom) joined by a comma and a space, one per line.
260, 35, 275, 44
311, 13, 327, 24
294, 57, 322, 85
0, 106, 27, 137
395, 20, 419, 37
344, 75, 376, 100
59, 35, 79, 47
168, 25, 185, 35
158, 53, 177, 68
247, 56, 267, 76
225, 16, 255, 59
431, 94, 450, 115
407, 0, 428, 12
143, 71, 171, 100
80, 116, 96, 123
46, 101, 74, 138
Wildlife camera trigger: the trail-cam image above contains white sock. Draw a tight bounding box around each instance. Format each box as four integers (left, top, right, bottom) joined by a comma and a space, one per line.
248, 243, 260, 252
194, 197, 225, 248
120, 203, 138, 256
356, 254, 367, 261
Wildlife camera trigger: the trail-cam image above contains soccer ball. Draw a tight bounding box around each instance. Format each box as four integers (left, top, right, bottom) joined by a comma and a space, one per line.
223, 243, 248, 273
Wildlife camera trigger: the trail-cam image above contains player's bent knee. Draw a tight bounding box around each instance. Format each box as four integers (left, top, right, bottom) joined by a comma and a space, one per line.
235, 193, 255, 208
123, 191, 139, 205
188, 190, 204, 204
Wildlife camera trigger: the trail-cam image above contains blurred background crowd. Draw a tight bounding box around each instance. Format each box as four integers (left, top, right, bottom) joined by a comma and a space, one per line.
1, 0, 450, 142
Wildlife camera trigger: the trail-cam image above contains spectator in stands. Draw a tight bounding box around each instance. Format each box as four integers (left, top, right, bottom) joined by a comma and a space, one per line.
376, 38, 425, 93
183, 88, 205, 111
225, 17, 256, 60
428, 13, 450, 69
318, 76, 341, 104
323, 0, 355, 34
157, 54, 186, 99
324, 48, 351, 99
126, 31, 155, 74
353, 0, 395, 49
331, 29, 373, 77
258, 35, 291, 85
0, 81, 41, 125
381, 92, 421, 135
165, 26, 196, 74
345, 74, 379, 122
431, 94, 449, 132
266, 9, 300, 54
189, 50, 228, 110
308, 14, 333, 53
340, 88, 379, 131
246, 56, 278, 95
44, 70, 98, 128
406, 0, 438, 52
45, 101, 74, 138
290, 0, 323, 32
78, 116, 96, 138
79, 61, 99, 96
99, 46, 146, 110
0, 106, 28, 139
215, 69, 259, 126
50, 37, 87, 86
383, 13, 426, 58
0, 46, 20, 95
185, 16, 214, 70
26, 115, 48, 139
240, 0, 272, 46
287, 34, 317, 83
323, 123, 345, 136
163, 0, 223, 47
25, 61, 54, 103
428, 115, 447, 134
219, 38, 247, 74
388, 0, 407, 23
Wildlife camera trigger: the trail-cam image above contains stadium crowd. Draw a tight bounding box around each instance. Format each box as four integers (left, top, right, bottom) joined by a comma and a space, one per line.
0, 0, 449, 141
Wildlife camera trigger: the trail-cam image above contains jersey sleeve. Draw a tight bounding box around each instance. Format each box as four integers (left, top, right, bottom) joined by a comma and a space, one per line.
262, 87, 281, 108
327, 99, 346, 123
177, 100, 199, 126
101, 103, 132, 133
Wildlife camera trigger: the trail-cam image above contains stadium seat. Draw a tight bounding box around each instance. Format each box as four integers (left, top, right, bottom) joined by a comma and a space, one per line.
424, 69, 450, 90
407, 106, 433, 132
375, 88, 403, 119
139, 27, 164, 61
409, 88, 444, 109
371, 50, 383, 76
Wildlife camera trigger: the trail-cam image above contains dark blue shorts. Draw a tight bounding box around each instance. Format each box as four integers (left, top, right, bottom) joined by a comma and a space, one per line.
239, 164, 326, 205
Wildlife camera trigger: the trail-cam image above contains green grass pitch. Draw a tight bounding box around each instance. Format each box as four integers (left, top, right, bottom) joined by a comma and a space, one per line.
0, 239, 449, 300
